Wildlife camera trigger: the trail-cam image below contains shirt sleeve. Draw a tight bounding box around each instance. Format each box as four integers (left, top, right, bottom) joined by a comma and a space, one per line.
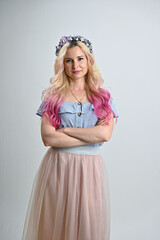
109, 97, 119, 118
36, 100, 47, 117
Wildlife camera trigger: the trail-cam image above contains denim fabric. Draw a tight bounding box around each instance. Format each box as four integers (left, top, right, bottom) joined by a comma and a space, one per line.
36, 98, 119, 147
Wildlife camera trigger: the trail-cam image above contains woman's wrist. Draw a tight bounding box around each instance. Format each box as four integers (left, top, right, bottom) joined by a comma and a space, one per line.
57, 127, 78, 136
63, 127, 70, 134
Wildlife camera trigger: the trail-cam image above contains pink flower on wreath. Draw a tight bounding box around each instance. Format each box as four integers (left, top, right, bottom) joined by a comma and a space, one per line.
59, 36, 68, 45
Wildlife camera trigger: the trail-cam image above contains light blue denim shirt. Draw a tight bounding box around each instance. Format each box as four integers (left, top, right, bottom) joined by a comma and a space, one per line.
36, 98, 119, 147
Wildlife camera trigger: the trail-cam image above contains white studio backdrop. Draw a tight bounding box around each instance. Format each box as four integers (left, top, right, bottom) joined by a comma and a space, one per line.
0, 0, 160, 239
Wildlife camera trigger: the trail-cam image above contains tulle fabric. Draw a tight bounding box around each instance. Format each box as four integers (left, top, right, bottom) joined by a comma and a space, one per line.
22, 147, 111, 240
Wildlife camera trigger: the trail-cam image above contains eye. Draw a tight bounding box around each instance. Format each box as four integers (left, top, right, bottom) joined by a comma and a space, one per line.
78, 57, 84, 61
65, 59, 72, 63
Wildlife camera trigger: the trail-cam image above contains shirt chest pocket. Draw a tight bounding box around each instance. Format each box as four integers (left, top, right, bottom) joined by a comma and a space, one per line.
82, 105, 98, 127
58, 105, 77, 127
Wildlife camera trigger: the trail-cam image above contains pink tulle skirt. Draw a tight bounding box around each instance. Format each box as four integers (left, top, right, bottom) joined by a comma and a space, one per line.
22, 146, 111, 240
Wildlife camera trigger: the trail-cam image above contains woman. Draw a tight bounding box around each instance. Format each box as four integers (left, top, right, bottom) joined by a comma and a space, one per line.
22, 35, 119, 240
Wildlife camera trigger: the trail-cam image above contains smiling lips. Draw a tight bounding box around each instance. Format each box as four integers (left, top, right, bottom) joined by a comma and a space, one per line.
72, 70, 81, 74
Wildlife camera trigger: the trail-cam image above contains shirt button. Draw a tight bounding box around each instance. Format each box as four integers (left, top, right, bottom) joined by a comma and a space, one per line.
77, 126, 81, 128
77, 112, 81, 116
78, 102, 81, 105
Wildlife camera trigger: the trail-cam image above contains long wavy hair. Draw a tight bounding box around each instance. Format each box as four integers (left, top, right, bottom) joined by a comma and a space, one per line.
40, 40, 117, 129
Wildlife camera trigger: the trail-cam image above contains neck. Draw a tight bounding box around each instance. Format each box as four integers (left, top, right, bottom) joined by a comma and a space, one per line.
69, 78, 86, 91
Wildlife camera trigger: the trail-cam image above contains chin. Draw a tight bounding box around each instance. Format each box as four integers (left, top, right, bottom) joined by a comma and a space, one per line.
71, 74, 84, 79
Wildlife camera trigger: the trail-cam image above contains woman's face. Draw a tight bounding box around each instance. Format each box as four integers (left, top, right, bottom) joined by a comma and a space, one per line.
64, 46, 88, 81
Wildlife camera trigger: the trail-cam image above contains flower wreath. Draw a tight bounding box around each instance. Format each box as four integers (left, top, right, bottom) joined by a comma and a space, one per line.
55, 35, 93, 56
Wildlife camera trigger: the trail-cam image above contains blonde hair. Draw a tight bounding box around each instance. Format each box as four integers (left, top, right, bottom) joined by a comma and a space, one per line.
41, 41, 103, 102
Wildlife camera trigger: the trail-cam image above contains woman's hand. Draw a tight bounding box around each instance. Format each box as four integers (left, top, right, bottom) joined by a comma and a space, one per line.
96, 119, 107, 126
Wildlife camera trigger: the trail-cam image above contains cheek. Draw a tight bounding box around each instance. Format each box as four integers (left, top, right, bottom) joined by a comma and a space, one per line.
83, 62, 88, 71
64, 64, 71, 73
84, 60, 88, 69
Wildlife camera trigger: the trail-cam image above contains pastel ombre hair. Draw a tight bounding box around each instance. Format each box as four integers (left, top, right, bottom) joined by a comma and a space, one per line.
40, 40, 117, 129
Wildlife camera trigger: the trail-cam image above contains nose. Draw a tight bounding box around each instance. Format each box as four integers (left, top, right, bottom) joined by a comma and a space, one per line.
72, 60, 78, 69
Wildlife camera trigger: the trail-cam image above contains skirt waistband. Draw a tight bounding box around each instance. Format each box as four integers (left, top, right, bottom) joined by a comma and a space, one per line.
53, 146, 100, 155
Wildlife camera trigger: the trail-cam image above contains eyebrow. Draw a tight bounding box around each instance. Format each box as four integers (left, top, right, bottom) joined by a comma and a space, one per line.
65, 55, 84, 59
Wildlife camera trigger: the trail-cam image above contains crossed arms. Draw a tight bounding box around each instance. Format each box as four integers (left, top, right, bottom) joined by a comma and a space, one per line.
41, 114, 114, 148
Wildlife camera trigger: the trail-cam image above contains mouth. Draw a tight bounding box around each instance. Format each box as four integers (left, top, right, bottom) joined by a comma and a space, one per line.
72, 70, 81, 74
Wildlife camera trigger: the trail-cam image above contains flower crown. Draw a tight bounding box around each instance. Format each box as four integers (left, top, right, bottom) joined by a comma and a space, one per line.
55, 35, 93, 56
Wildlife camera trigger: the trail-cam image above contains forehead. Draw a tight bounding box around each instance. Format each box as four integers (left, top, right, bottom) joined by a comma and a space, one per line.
65, 46, 85, 58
